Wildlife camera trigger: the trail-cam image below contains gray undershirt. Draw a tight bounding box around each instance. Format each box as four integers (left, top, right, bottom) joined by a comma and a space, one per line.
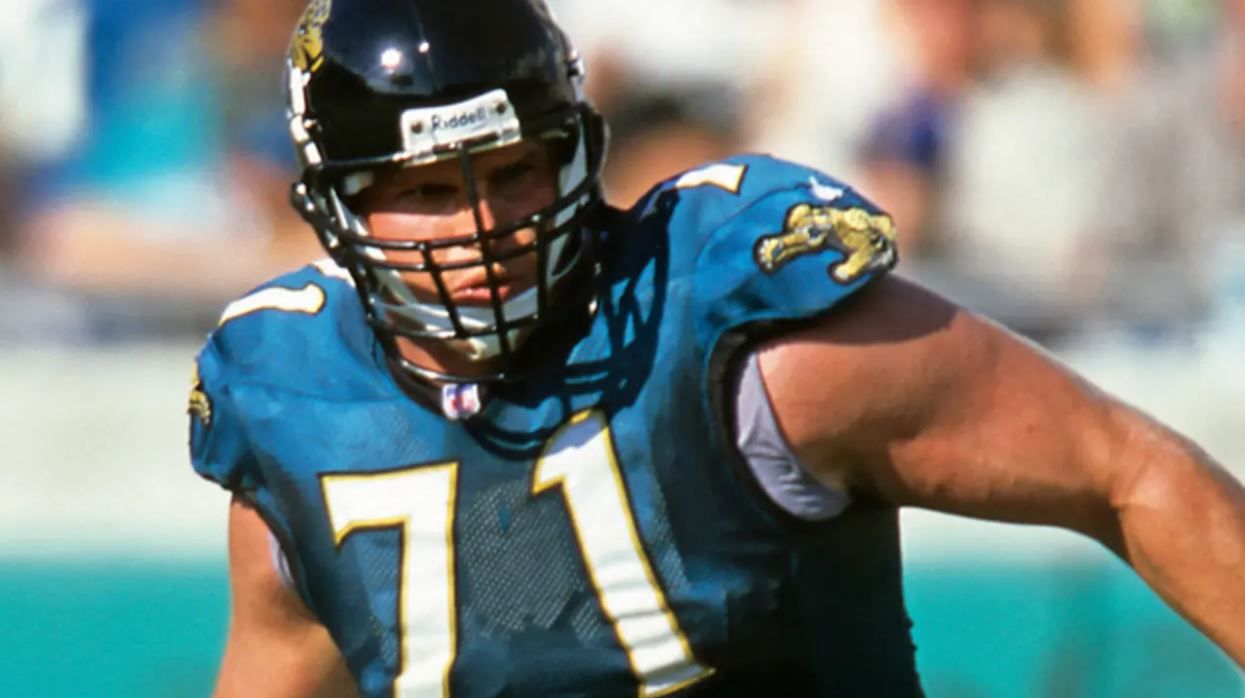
733, 350, 851, 522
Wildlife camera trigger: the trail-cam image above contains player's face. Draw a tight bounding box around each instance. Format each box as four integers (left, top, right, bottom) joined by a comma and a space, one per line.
358, 140, 559, 307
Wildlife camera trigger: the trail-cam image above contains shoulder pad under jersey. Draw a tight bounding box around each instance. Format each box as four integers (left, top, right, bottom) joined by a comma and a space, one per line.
188, 259, 385, 490
664, 154, 898, 353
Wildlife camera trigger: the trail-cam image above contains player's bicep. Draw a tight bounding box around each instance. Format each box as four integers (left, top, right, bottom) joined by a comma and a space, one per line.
760, 276, 1126, 538
215, 495, 357, 698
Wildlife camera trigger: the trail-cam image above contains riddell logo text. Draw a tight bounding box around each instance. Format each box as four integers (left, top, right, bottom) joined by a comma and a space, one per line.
431, 107, 488, 132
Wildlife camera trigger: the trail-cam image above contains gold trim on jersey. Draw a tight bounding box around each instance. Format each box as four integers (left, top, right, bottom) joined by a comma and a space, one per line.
187, 361, 212, 428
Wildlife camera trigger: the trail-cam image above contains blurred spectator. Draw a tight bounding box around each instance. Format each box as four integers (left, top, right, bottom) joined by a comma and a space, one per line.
0, 0, 92, 340
1064, 0, 1142, 94
11, 0, 319, 323
912, 0, 1115, 342
745, 0, 904, 177
552, 0, 903, 179
0, 0, 87, 166
857, 0, 974, 257
0, 142, 14, 258
549, 0, 776, 113
1092, 0, 1245, 335
857, 91, 954, 258
0, 0, 87, 253
601, 88, 743, 208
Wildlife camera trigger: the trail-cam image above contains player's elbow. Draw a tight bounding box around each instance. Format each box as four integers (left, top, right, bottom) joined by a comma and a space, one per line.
1102, 404, 1228, 560
1107, 408, 1203, 511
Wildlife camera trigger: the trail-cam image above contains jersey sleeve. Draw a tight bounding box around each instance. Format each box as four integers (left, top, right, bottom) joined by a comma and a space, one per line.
689, 155, 898, 353
189, 331, 321, 610
188, 334, 261, 492
187, 258, 368, 494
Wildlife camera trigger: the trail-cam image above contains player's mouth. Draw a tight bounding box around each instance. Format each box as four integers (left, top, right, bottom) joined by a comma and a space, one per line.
450, 272, 529, 305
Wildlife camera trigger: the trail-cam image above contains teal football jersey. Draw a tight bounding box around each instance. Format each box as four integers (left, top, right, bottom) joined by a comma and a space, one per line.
190, 154, 921, 697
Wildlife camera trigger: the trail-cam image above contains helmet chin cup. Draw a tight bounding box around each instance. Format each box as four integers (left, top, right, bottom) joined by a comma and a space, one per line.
377, 282, 541, 361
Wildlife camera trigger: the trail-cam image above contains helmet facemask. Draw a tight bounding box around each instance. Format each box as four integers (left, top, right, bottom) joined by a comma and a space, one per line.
289, 73, 606, 384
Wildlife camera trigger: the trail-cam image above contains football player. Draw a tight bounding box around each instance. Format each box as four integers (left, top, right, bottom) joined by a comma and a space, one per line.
190, 0, 1245, 696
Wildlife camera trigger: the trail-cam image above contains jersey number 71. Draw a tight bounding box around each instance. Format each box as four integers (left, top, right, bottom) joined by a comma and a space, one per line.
319, 410, 714, 697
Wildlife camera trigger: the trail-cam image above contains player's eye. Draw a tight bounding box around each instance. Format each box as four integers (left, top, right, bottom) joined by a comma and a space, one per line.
398, 183, 460, 210
488, 159, 541, 199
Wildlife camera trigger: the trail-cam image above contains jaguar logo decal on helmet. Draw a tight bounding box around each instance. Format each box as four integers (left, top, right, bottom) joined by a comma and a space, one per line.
755, 204, 898, 284
291, 0, 332, 73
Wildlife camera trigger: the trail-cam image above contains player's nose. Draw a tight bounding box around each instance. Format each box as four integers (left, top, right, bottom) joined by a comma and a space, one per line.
475, 196, 499, 232
476, 194, 536, 252
441, 196, 527, 265
450, 191, 502, 234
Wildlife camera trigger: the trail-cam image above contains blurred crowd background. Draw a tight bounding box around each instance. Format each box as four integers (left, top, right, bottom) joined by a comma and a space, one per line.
2, 0, 1244, 345
1, 0, 1243, 696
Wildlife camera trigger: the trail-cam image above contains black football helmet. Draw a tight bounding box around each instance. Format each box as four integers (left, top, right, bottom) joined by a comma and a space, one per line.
286, 0, 607, 383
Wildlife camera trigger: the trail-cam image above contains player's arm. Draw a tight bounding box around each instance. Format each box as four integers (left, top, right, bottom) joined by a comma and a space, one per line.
214, 495, 359, 698
759, 275, 1245, 667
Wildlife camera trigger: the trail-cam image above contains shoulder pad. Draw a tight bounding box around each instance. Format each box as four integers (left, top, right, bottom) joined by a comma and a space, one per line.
206, 259, 381, 395
188, 259, 389, 491
189, 337, 259, 491
683, 156, 897, 353
634, 154, 859, 241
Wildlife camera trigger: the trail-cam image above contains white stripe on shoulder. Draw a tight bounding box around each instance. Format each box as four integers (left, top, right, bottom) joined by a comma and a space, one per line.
218, 284, 326, 326
674, 163, 747, 194
312, 258, 355, 284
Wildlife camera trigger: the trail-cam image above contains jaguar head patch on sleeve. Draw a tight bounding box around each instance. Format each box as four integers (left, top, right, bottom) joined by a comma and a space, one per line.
754, 203, 898, 284
188, 362, 212, 429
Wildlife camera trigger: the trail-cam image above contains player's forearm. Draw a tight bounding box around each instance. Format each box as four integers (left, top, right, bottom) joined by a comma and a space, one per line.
1111, 422, 1245, 667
